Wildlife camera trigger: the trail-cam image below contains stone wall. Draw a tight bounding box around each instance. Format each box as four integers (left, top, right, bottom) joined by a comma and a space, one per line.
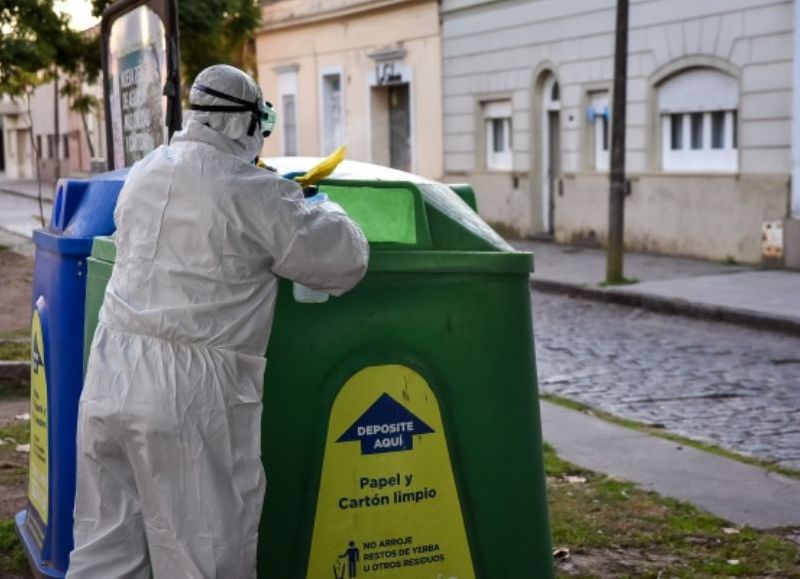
555, 172, 789, 263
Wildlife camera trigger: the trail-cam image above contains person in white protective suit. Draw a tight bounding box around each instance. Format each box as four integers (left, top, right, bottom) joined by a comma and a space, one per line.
67, 64, 369, 578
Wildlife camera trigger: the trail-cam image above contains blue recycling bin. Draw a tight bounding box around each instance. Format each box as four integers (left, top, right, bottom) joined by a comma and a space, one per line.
15, 172, 126, 578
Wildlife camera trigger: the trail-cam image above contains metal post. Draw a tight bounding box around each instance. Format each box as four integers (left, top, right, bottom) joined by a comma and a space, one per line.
792, 0, 800, 218
54, 67, 61, 182
606, 0, 629, 284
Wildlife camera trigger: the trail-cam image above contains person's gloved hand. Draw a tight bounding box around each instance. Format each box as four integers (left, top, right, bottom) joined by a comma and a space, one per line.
304, 190, 329, 205
302, 185, 328, 203
254, 157, 277, 172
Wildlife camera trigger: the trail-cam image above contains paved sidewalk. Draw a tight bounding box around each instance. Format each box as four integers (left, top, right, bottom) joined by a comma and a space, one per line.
515, 240, 800, 336
541, 400, 800, 530
0, 191, 49, 241
0, 230, 34, 257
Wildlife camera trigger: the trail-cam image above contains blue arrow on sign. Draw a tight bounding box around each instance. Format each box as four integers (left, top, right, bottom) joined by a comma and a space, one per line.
336, 393, 434, 455
32, 335, 42, 375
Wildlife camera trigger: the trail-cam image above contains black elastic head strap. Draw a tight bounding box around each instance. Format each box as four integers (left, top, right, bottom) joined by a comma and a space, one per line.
189, 83, 261, 136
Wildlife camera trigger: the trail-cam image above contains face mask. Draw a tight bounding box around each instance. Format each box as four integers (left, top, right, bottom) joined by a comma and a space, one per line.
190, 83, 277, 137
259, 102, 277, 137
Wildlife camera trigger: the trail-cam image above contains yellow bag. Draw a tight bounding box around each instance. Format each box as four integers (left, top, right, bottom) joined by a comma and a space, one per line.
293, 146, 346, 188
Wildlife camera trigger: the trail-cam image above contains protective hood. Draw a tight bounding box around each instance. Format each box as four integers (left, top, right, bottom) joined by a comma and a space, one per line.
178, 64, 265, 161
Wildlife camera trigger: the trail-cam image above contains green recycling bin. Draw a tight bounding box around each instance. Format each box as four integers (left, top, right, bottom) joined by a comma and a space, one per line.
84, 176, 553, 578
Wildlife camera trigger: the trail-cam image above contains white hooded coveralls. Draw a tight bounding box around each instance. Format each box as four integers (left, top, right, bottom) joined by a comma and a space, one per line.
67, 65, 368, 578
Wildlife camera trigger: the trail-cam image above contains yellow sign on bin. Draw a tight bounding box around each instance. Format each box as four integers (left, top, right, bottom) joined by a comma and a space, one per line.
29, 309, 49, 525
306, 365, 475, 579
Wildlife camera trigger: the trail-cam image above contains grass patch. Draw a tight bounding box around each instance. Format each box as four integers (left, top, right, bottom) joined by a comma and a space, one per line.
0, 329, 29, 340
544, 445, 800, 576
723, 255, 738, 265
0, 418, 29, 444
0, 383, 28, 403
0, 464, 28, 487
541, 393, 800, 480
0, 341, 30, 361
0, 418, 30, 577
0, 420, 29, 486
0, 518, 28, 575
0, 328, 31, 401
598, 276, 639, 287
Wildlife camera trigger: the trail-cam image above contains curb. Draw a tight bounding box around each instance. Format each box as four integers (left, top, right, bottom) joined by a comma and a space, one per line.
531, 278, 800, 338
0, 187, 53, 204
0, 361, 29, 392
0, 224, 37, 244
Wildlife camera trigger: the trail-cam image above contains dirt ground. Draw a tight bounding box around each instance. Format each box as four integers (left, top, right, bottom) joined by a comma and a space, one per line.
0, 400, 28, 426
0, 477, 27, 521
0, 247, 33, 522
0, 405, 28, 520
0, 249, 33, 335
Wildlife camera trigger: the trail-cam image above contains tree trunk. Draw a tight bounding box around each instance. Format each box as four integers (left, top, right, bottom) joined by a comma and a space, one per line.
26, 92, 45, 227
606, 0, 629, 284
80, 107, 96, 159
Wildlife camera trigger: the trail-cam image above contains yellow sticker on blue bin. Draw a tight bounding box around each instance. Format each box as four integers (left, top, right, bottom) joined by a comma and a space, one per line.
29, 309, 49, 525
306, 364, 475, 579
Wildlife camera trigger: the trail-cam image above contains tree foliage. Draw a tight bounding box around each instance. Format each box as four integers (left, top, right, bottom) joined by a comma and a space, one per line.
59, 27, 102, 112
91, 0, 261, 88
0, 0, 99, 97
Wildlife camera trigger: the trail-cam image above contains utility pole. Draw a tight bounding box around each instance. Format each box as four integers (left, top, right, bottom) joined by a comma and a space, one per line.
54, 66, 61, 182
606, 0, 629, 284
792, 0, 800, 220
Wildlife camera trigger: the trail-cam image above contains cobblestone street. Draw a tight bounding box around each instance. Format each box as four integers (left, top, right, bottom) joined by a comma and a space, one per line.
533, 291, 800, 470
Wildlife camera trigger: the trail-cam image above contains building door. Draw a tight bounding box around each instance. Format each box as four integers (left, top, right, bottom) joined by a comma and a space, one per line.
17, 130, 31, 179
388, 84, 410, 172
541, 75, 560, 236
547, 109, 560, 233
321, 72, 344, 155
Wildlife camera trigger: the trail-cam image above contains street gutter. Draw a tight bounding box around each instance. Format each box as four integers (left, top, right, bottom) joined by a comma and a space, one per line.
0, 188, 53, 204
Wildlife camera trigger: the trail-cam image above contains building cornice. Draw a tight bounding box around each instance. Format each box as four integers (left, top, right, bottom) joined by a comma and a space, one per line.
258, 0, 429, 33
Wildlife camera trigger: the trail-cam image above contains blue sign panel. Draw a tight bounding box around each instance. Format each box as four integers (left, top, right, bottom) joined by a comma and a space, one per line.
336, 393, 434, 455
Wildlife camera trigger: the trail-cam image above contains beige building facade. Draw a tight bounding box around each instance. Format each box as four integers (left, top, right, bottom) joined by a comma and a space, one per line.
0, 80, 106, 183
0, 96, 36, 180
441, 0, 799, 265
256, 0, 443, 180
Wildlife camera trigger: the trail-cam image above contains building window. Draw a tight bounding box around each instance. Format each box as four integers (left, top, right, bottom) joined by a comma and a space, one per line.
47, 135, 54, 159
659, 68, 738, 172
711, 111, 725, 149
282, 95, 297, 156
321, 71, 344, 155
63, 134, 69, 159
670, 115, 682, 150
483, 100, 512, 171
588, 91, 609, 171
277, 69, 298, 156
36, 135, 42, 158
